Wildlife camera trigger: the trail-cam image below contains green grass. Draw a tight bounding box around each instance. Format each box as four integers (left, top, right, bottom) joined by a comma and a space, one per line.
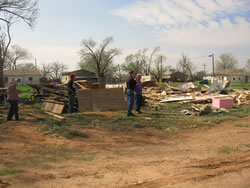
17, 85, 34, 99
38, 118, 89, 139
231, 82, 250, 89
76, 156, 94, 162
218, 146, 240, 154
31, 103, 42, 109
30, 99, 250, 139
235, 124, 250, 127
69, 114, 85, 120
0, 168, 24, 176
66, 130, 89, 139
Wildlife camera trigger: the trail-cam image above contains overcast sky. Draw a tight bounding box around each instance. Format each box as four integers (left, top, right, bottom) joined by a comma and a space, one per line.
11, 0, 250, 73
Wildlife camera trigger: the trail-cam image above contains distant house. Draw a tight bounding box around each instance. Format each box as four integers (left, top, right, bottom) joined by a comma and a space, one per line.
3, 70, 41, 85
61, 69, 98, 84
210, 70, 249, 83
163, 71, 187, 82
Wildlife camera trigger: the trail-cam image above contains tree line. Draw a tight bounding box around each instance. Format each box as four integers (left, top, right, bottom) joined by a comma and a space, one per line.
78, 36, 250, 82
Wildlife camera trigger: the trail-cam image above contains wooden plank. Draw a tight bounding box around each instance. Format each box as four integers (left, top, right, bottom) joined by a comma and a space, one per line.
51, 104, 65, 114
42, 102, 55, 111
45, 112, 65, 120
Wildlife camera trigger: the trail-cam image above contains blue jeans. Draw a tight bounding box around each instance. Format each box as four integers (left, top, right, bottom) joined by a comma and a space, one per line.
68, 94, 75, 114
126, 89, 134, 114
7, 100, 19, 120
136, 95, 142, 112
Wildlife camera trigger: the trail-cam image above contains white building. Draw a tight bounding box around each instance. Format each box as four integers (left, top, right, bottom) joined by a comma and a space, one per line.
4, 70, 41, 85
205, 70, 249, 83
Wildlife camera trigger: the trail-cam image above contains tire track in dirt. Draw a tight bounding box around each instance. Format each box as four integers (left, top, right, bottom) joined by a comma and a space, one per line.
126, 154, 250, 188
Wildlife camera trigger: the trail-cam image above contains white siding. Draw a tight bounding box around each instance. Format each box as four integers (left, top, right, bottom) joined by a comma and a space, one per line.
6, 75, 41, 85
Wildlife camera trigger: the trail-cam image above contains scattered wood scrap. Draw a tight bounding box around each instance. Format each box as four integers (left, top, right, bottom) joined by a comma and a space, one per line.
45, 111, 65, 120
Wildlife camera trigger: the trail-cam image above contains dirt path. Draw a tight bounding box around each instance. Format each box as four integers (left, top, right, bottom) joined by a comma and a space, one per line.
0, 116, 250, 188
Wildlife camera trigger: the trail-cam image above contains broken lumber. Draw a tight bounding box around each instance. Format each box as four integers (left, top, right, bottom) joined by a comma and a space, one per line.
45, 111, 65, 120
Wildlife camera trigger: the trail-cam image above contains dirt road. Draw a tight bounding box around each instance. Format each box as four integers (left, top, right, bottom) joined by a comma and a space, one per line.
0, 116, 250, 188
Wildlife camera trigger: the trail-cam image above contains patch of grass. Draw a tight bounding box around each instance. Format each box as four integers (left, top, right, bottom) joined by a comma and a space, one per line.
20, 92, 32, 99
77, 156, 94, 162
17, 85, 33, 99
58, 166, 65, 169
231, 82, 250, 90
66, 130, 89, 139
134, 123, 146, 128
69, 114, 85, 120
235, 124, 250, 127
218, 146, 240, 154
31, 103, 42, 109
244, 144, 250, 148
0, 168, 24, 176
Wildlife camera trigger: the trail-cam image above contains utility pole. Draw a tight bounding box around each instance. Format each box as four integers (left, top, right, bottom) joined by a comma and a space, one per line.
35, 58, 37, 70
209, 53, 215, 76
203, 63, 206, 76
160, 56, 163, 82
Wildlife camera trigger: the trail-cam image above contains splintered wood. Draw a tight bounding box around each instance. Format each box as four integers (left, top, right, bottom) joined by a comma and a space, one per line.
143, 86, 250, 105
75, 81, 105, 90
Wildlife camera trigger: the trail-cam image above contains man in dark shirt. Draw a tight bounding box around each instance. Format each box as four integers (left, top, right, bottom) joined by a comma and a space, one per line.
126, 71, 136, 116
67, 73, 76, 114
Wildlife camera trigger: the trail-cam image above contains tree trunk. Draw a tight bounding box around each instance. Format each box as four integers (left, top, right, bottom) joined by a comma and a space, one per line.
0, 62, 4, 87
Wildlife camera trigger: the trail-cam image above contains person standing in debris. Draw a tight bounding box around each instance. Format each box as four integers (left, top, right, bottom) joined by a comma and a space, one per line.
135, 74, 143, 114
126, 71, 136, 116
67, 73, 76, 114
7, 79, 19, 121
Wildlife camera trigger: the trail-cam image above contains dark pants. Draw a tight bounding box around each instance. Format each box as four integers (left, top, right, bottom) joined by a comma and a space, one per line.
126, 89, 134, 115
136, 95, 142, 112
7, 100, 19, 120
68, 94, 75, 114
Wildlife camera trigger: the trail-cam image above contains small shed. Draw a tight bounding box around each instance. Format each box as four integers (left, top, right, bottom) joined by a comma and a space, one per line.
3, 70, 41, 85
61, 69, 98, 84
163, 71, 187, 82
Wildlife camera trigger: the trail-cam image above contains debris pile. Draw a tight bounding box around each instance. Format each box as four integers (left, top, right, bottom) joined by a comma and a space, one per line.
31, 84, 69, 105
181, 104, 230, 116
143, 79, 250, 105
30, 84, 70, 114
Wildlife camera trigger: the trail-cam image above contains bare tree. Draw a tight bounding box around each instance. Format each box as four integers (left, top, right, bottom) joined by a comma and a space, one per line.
0, 18, 12, 87
16, 62, 36, 71
216, 53, 238, 71
121, 49, 147, 74
40, 63, 50, 78
150, 55, 168, 82
79, 37, 120, 78
143, 46, 160, 75
177, 53, 194, 81
0, 0, 38, 27
245, 59, 250, 75
0, 0, 38, 87
4, 44, 31, 70
47, 62, 67, 81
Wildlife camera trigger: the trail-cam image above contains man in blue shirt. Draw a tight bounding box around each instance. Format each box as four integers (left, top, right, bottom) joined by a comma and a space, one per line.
126, 71, 136, 116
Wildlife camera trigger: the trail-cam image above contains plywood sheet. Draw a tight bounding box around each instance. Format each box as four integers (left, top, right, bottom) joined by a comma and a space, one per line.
91, 88, 127, 112
77, 88, 127, 112
42, 102, 64, 114
77, 90, 92, 112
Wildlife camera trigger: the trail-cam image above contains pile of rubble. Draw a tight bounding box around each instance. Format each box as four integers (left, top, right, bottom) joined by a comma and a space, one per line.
181, 104, 230, 116
29, 81, 109, 113
30, 84, 69, 105
143, 80, 250, 105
